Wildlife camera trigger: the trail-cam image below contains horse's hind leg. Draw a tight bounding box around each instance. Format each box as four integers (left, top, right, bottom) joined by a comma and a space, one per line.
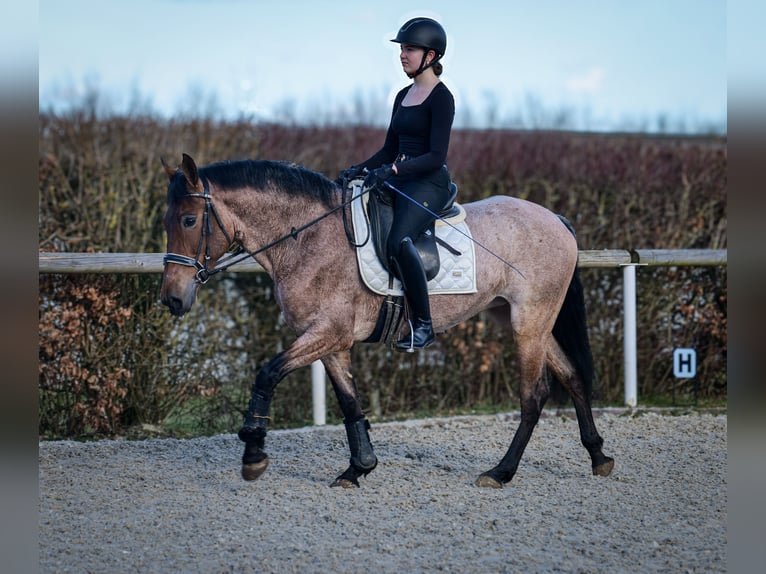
323, 351, 378, 488
547, 341, 614, 477
573, 394, 614, 476
568, 383, 614, 476
476, 338, 549, 488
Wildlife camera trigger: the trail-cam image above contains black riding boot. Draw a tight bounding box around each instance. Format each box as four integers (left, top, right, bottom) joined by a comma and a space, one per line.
392, 237, 435, 352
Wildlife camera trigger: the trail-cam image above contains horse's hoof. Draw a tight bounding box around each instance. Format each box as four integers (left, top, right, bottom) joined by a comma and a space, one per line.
330, 478, 359, 488
242, 458, 269, 481
475, 474, 503, 489
592, 457, 615, 477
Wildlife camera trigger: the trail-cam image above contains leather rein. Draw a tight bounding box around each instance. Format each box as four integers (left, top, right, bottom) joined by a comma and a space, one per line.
163, 176, 369, 284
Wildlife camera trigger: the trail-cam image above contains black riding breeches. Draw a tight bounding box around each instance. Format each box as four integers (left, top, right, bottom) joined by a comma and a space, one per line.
386, 166, 452, 261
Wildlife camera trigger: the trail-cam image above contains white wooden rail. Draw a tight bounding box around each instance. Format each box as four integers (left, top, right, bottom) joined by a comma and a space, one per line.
38, 249, 727, 274
38, 249, 727, 419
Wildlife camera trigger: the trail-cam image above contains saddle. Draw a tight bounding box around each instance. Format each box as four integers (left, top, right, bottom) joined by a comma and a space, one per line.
366, 182, 460, 281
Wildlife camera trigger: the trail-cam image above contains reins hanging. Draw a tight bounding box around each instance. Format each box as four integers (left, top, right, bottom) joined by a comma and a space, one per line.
164, 179, 372, 282
342, 181, 370, 247
214, 184, 373, 274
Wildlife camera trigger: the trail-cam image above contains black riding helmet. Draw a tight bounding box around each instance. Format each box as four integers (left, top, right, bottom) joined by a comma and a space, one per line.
391, 17, 447, 77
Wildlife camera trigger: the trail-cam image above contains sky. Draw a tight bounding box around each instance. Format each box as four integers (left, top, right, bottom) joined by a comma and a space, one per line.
38, 0, 727, 133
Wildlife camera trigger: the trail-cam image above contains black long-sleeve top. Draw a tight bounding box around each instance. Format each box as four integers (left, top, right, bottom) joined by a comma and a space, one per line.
359, 82, 455, 178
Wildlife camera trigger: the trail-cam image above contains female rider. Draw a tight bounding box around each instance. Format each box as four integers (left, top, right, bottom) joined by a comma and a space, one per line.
339, 17, 455, 351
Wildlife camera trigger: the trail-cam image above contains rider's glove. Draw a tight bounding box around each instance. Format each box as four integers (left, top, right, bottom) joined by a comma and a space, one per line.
363, 165, 395, 190
335, 165, 365, 186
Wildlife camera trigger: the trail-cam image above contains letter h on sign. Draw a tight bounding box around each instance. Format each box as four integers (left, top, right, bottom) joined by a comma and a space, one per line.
673, 348, 697, 379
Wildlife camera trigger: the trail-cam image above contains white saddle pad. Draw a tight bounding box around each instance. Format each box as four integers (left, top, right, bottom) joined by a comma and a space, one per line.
349, 181, 477, 296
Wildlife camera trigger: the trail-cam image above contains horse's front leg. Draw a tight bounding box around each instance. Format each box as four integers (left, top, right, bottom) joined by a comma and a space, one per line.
322, 351, 378, 488
238, 352, 288, 481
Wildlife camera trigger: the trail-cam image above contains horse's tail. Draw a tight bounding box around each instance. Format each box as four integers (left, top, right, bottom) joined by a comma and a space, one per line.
552, 266, 595, 398
550, 215, 595, 399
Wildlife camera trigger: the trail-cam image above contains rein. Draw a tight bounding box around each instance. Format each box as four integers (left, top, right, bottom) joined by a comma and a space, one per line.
164, 177, 371, 283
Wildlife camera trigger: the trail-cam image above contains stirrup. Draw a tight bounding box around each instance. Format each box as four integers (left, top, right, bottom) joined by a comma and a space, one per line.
395, 318, 434, 353
397, 320, 417, 354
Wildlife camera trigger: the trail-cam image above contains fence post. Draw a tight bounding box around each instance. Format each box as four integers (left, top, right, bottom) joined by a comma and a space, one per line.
311, 360, 326, 425
622, 264, 639, 407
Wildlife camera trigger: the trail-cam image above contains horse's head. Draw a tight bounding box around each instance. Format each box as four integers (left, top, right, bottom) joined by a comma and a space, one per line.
160, 154, 233, 316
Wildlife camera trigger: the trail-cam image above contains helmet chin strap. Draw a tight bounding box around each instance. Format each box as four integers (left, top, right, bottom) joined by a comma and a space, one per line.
407, 51, 441, 78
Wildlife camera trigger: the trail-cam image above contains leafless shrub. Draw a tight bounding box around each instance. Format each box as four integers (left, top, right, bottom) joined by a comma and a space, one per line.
38, 112, 726, 437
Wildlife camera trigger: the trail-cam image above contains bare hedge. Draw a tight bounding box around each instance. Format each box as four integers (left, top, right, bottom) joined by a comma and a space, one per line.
38, 114, 727, 437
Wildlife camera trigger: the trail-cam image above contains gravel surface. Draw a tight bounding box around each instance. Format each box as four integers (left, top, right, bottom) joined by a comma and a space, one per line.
39, 410, 726, 573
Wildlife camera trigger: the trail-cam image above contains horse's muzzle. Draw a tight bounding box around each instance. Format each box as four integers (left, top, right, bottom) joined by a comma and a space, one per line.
160, 273, 199, 316
162, 295, 188, 317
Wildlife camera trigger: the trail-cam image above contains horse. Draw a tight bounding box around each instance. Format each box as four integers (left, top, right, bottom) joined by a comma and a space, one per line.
159, 153, 614, 489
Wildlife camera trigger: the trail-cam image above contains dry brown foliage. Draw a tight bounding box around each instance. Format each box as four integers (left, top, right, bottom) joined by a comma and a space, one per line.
39, 114, 726, 437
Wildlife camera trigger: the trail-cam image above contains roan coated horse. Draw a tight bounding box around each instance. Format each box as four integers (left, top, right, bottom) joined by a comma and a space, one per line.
160, 153, 614, 489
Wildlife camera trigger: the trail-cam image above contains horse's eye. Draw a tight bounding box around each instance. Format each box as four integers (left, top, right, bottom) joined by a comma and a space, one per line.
182, 216, 197, 228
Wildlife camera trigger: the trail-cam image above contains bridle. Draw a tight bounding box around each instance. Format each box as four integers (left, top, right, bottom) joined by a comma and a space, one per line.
163, 177, 235, 284
163, 175, 372, 284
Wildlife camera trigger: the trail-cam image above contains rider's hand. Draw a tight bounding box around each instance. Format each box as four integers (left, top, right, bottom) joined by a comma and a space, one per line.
335, 165, 365, 185
363, 165, 395, 189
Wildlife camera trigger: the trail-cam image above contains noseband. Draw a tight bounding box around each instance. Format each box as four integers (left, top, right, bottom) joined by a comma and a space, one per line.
163, 177, 235, 284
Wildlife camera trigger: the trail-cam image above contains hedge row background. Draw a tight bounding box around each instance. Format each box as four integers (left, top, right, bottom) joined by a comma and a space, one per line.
38, 113, 727, 438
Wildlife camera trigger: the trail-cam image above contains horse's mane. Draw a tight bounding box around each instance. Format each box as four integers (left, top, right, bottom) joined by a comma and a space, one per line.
167, 159, 337, 206
194, 159, 338, 206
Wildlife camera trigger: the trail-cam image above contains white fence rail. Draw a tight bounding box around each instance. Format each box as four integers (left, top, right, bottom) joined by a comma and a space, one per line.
38, 250, 727, 420
38, 249, 726, 274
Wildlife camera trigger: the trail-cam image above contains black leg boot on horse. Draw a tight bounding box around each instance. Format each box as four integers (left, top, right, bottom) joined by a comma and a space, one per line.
331, 416, 378, 488
237, 352, 288, 481
392, 236, 435, 352
238, 388, 272, 481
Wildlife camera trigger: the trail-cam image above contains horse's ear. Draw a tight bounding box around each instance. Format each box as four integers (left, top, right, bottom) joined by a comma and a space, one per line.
160, 157, 177, 181
180, 153, 202, 191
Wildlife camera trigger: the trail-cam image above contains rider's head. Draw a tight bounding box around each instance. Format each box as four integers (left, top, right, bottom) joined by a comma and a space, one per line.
391, 17, 447, 78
